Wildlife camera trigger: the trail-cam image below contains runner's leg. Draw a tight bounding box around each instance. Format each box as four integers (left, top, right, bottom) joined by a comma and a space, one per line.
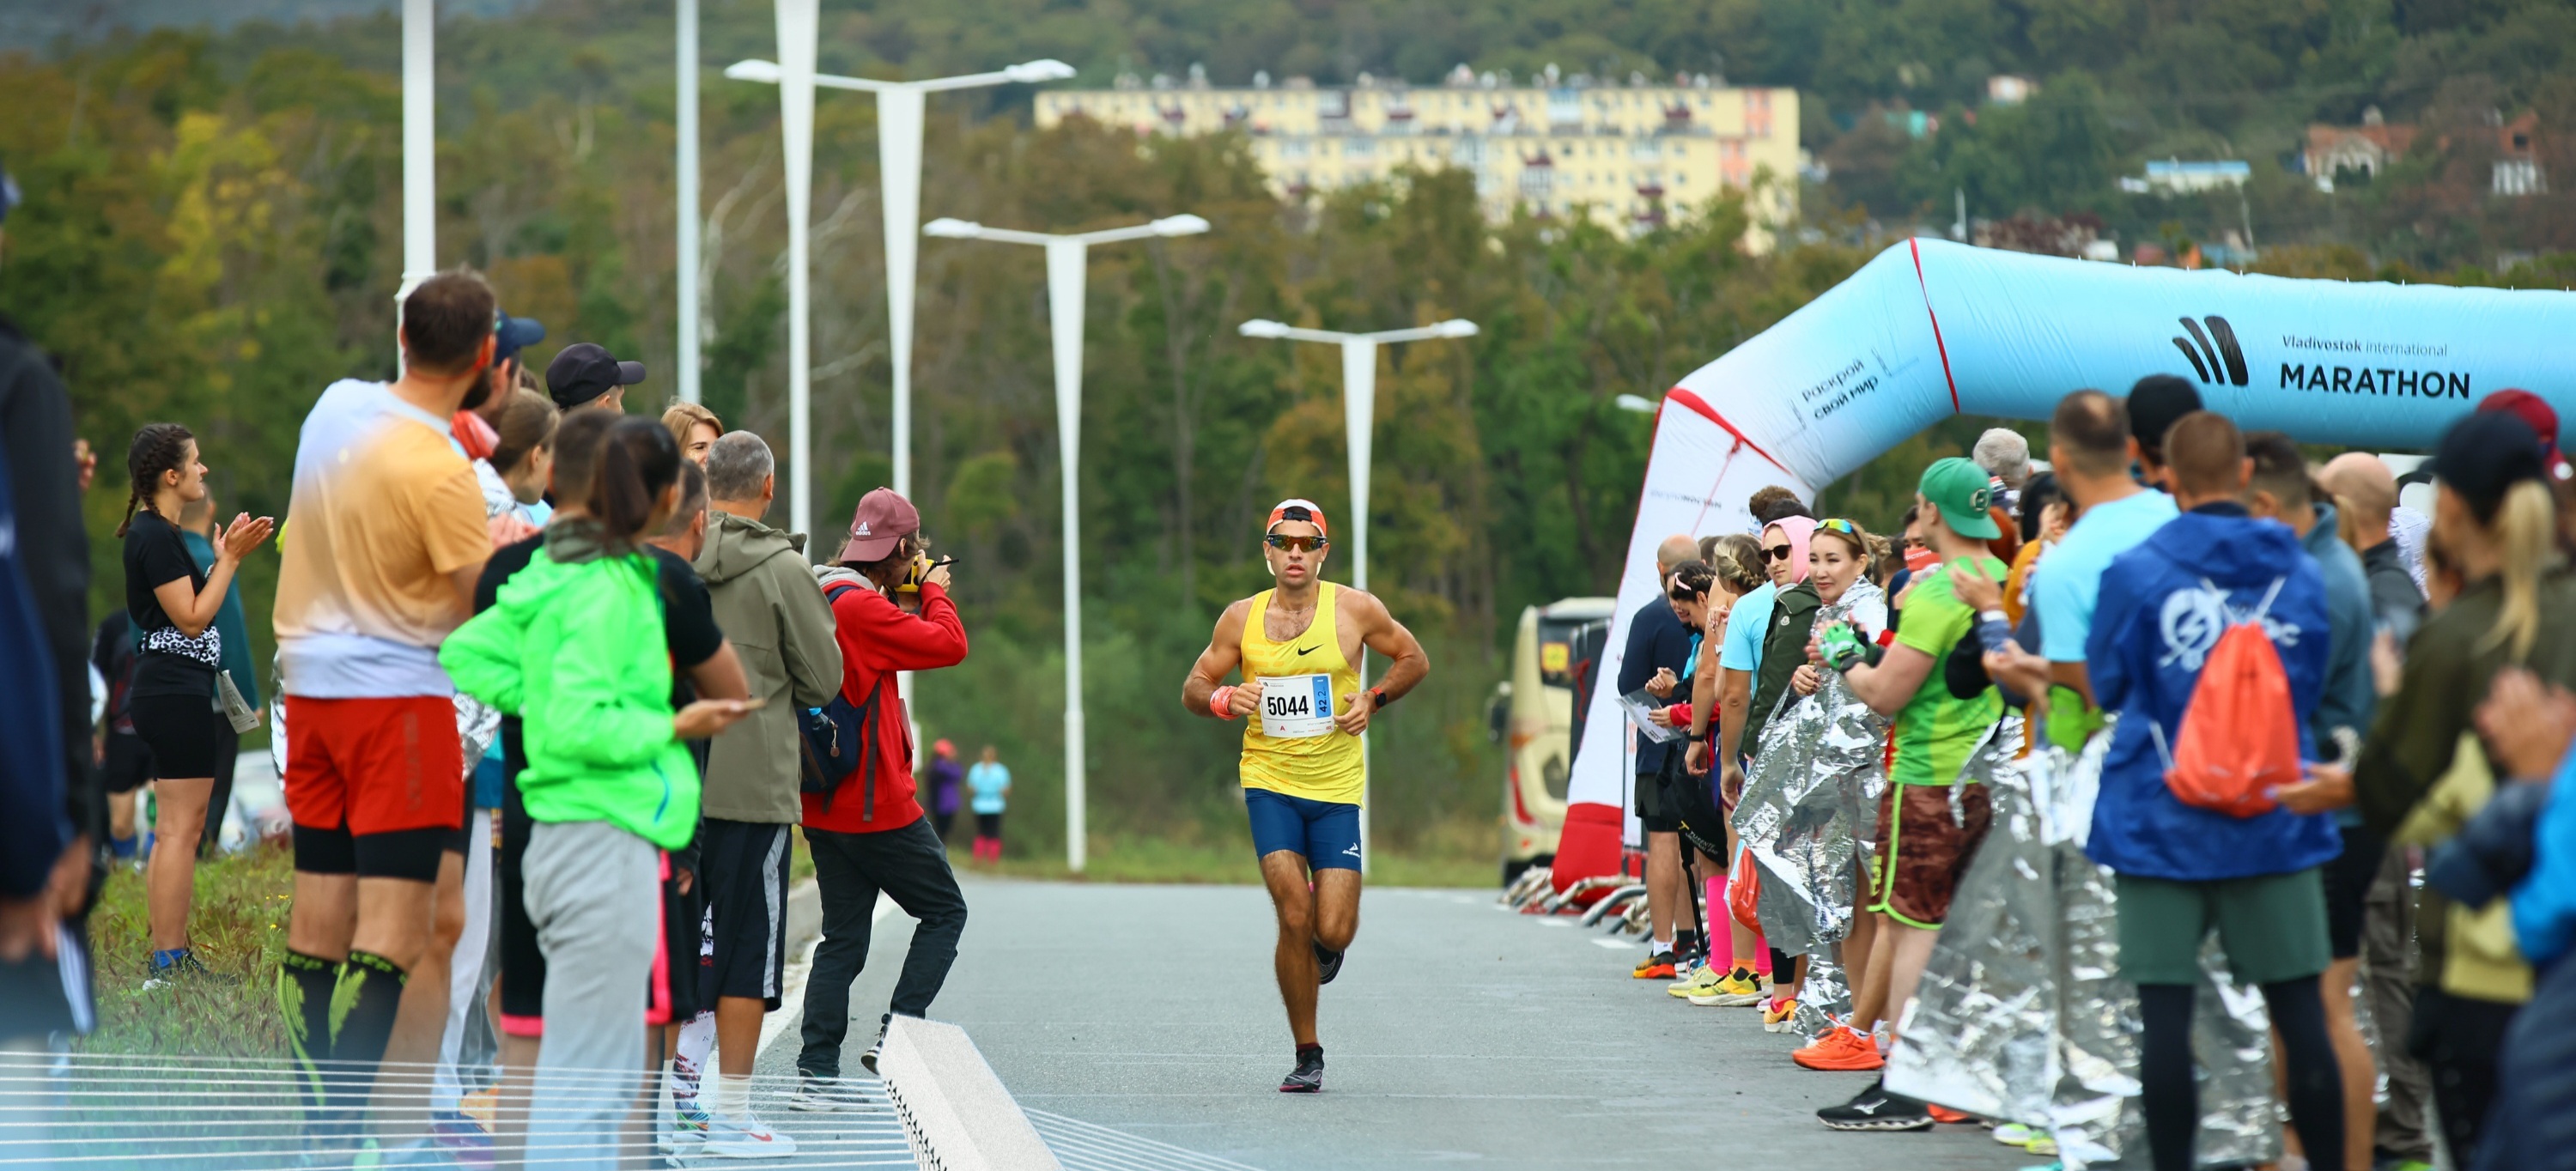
434, 811, 494, 1117
1644, 830, 1680, 951
374, 849, 465, 1138
1259, 851, 1322, 1047
1313, 869, 1362, 956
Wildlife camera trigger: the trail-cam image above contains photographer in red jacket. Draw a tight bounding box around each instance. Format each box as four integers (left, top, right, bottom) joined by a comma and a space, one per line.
788, 488, 970, 1110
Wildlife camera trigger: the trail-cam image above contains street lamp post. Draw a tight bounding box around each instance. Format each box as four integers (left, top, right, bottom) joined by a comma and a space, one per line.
925, 215, 1212, 873
1233, 317, 1479, 869
676, 0, 702, 403
724, 48, 1075, 537
395, 0, 435, 371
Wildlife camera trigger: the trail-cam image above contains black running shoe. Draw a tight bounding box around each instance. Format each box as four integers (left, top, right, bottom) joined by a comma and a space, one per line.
1279, 1047, 1324, 1094
1314, 941, 1345, 986
1817, 1081, 1933, 1132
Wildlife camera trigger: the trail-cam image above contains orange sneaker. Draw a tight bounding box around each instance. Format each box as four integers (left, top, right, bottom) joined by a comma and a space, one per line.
1926, 1104, 1978, 1125
1791, 1025, 1886, 1071
1631, 951, 1678, 980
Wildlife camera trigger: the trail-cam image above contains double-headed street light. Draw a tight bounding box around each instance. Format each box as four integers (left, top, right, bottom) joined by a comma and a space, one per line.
1234, 317, 1479, 869
925, 215, 1212, 874
726, 14, 1075, 537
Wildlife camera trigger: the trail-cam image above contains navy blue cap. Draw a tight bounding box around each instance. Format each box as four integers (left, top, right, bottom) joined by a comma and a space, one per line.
544, 342, 646, 410
494, 313, 545, 365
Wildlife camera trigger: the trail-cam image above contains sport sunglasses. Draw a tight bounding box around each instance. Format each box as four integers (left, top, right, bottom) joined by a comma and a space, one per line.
1266, 533, 1329, 552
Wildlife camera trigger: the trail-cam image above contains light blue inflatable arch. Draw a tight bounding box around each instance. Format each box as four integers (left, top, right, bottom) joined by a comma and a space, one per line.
1674, 238, 2576, 491
1558, 237, 2576, 848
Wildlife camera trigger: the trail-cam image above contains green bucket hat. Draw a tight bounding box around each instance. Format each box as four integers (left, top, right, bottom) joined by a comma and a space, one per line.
1918, 457, 2002, 541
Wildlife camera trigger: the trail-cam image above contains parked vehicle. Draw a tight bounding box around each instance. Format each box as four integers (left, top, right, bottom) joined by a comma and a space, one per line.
1491, 597, 1616, 886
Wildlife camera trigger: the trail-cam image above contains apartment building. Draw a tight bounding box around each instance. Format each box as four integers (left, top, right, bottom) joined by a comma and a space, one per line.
1034, 66, 1801, 247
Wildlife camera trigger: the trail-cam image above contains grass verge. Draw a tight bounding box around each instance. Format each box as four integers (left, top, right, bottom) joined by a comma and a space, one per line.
84, 839, 294, 1059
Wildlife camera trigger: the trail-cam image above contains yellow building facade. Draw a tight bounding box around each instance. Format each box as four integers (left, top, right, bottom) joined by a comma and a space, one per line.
1034, 76, 1800, 246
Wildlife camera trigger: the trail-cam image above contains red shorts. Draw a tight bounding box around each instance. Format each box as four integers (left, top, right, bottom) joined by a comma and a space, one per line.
284, 695, 465, 837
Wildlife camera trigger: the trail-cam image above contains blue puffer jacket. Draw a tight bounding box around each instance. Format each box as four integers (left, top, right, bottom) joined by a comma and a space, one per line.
2084, 504, 2341, 881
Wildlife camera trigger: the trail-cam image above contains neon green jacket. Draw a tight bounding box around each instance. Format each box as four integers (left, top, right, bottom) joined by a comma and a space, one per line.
439, 543, 699, 849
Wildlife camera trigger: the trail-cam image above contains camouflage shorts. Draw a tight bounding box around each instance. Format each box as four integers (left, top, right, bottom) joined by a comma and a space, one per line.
1868, 780, 1993, 930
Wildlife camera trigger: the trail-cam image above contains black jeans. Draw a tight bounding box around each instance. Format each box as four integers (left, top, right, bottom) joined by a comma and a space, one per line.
797, 816, 968, 1079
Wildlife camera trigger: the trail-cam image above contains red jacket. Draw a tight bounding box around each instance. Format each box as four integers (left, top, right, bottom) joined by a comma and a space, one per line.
801, 580, 968, 833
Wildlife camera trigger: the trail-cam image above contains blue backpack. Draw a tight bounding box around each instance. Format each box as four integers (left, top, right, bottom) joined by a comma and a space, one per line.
798, 582, 890, 819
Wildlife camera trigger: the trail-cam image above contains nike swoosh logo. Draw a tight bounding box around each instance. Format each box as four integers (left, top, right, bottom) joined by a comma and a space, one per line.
1295, 646, 1319, 656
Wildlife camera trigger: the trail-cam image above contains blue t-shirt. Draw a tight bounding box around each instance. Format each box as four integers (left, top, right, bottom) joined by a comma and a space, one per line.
2034, 489, 2178, 661
1719, 581, 1777, 676
967, 761, 1011, 814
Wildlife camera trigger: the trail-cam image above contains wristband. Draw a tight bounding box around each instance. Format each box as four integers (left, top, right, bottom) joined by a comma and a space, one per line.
1207, 684, 1242, 720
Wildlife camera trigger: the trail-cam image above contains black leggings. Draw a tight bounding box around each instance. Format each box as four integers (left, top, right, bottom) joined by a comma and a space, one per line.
2409, 986, 2517, 1167
2139, 976, 2342, 1171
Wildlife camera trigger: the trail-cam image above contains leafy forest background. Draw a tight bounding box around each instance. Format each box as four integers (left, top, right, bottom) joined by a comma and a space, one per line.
6, 0, 2573, 872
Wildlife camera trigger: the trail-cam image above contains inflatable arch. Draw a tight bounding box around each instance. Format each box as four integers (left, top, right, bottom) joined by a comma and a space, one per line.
1559, 236, 2576, 875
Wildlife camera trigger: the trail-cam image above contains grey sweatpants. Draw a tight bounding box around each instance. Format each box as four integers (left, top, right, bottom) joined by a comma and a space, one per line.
525, 820, 658, 1171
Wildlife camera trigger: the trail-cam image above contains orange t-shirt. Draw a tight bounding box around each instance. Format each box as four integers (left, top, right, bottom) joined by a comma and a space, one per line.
274, 379, 491, 697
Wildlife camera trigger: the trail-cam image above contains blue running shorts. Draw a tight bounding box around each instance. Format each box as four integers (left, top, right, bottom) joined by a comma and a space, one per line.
1244, 788, 1363, 871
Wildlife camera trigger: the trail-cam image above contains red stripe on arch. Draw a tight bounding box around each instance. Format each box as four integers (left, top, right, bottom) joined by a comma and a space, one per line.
1909, 237, 1962, 414
1662, 387, 1792, 476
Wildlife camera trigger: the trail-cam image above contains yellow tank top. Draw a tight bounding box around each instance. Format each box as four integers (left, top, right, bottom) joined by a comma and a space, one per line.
1237, 585, 1366, 805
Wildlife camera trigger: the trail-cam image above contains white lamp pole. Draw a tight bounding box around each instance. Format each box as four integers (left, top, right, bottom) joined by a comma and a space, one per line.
1234, 317, 1479, 869
676, 0, 702, 403
396, 0, 435, 370
725, 53, 1076, 537
925, 215, 1212, 873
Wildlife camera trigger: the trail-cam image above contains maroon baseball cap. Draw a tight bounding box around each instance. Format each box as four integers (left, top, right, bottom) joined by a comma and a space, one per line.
2478, 389, 2572, 481
836, 488, 920, 564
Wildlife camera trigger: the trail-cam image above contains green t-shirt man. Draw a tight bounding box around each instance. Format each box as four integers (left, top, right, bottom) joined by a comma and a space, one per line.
1889, 557, 2007, 787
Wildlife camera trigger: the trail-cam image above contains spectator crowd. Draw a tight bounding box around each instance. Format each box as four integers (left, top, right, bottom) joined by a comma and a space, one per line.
1616, 376, 2576, 1171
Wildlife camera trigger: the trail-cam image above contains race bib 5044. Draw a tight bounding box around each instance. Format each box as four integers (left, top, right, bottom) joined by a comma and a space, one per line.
1260, 673, 1335, 739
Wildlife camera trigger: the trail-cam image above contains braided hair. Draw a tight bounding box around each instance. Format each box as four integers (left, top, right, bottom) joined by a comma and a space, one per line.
117, 422, 194, 537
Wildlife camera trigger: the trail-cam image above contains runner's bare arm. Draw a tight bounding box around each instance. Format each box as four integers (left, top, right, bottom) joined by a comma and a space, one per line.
1355, 593, 1428, 701
1842, 642, 1936, 718
1337, 590, 1429, 734
1184, 600, 1257, 718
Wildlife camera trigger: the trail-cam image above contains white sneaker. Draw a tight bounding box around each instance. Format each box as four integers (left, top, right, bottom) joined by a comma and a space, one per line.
701, 1113, 799, 1159
860, 1042, 882, 1074
786, 1076, 873, 1113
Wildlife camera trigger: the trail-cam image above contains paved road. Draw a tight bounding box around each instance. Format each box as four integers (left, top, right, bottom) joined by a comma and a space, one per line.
756, 877, 2041, 1171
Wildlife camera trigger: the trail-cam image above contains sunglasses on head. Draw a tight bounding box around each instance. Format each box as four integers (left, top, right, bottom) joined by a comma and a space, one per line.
1266, 533, 1328, 553
1818, 519, 1859, 537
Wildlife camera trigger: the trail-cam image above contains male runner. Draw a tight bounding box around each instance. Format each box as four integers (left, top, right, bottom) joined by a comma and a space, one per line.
1182, 500, 1430, 1093
273, 270, 496, 1150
